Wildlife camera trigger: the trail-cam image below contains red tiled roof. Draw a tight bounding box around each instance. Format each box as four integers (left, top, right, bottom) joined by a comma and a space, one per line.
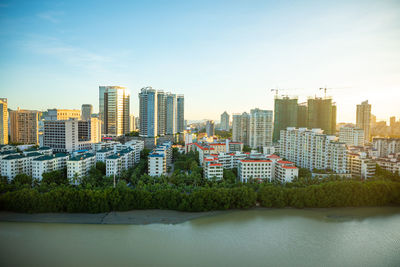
209, 163, 222, 167
210, 143, 225, 146
282, 166, 297, 169
277, 160, 294, 164
267, 154, 281, 159
240, 160, 272, 163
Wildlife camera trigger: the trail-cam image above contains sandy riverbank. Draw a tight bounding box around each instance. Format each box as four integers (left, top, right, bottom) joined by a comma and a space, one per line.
0, 209, 228, 225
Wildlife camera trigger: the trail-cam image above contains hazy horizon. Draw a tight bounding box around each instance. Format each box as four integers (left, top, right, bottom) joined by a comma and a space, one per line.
1, 0, 399, 123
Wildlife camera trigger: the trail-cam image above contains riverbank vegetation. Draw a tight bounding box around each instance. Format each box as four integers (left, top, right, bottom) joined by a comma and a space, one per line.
0, 150, 399, 213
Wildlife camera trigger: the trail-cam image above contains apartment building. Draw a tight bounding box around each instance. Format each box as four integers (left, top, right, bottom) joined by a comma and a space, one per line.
148, 141, 172, 176
0, 98, 8, 144
373, 138, 400, 158
45, 109, 81, 121
32, 153, 69, 180
249, 109, 273, 149
9, 109, 40, 145
279, 128, 348, 174
105, 148, 135, 177
95, 148, 114, 162
0, 152, 42, 180
339, 126, 365, 146
67, 153, 96, 182
348, 152, 376, 179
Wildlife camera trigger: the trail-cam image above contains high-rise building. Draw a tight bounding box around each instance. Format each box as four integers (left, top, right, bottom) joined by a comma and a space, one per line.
157, 91, 166, 136
0, 98, 8, 144
307, 97, 336, 135
166, 93, 177, 135
206, 120, 215, 137
232, 112, 250, 145
9, 108, 39, 144
139, 87, 184, 138
273, 97, 298, 143
249, 109, 273, 149
280, 128, 348, 173
356, 100, 371, 143
81, 104, 93, 121
129, 114, 135, 132
99, 86, 130, 136
220, 111, 230, 131
45, 109, 81, 121
176, 95, 184, 133
139, 87, 158, 137
339, 126, 364, 146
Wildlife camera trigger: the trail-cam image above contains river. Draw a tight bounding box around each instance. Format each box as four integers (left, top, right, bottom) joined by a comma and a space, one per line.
1, 207, 400, 267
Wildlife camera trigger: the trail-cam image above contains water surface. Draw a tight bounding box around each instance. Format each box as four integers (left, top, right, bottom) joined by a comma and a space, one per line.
1, 207, 400, 267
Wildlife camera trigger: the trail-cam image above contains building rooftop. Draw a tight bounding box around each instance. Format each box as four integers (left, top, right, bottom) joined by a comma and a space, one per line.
2, 154, 25, 160
33, 155, 54, 161
0, 150, 18, 155
97, 148, 114, 153
69, 153, 95, 161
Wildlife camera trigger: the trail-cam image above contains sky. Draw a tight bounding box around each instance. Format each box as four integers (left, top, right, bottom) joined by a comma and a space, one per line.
0, 0, 399, 123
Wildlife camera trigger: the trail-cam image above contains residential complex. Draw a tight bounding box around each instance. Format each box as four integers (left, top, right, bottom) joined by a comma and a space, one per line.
280, 128, 348, 174
32, 153, 69, 180
0, 98, 8, 144
9, 108, 40, 145
356, 100, 371, 142
220, 111, 230, 131
348, 152, 376, 179
339, 126, 364, 146
139, 87, 184, 138
67, 153, 96, 182
105, 148, 135, 177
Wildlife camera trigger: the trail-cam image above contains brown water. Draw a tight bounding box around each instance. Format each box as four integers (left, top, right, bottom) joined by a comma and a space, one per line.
1, 207, 400, 267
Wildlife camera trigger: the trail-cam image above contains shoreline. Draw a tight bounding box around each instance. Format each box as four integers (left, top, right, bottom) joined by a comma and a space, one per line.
1, 206, 399, 225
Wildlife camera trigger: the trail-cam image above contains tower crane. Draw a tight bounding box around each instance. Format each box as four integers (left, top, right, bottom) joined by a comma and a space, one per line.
270, 88, 302, 97
319, 87, 351, 98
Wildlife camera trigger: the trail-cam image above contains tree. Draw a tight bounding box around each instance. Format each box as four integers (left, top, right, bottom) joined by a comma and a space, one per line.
12, 173, 32, 187
96, 162, 106, 175
42, 169, 68, 185
243, 145, 252, 152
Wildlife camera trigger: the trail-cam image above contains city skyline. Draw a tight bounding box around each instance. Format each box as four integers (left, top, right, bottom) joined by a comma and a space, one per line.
1, 0, 399, 122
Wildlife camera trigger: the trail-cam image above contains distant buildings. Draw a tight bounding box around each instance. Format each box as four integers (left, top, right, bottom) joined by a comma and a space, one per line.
280, 128, 348, 174
129, 114, 136, 132
90, 117, 101, 143
139, 87, 184, 138
220, 111, 230, 131
356, 100, 371, 142
206, 120, 215, 137
249, 109, 273, 149
99, 86, 130, 136
81, 104, 93, 121
9, 108, 39, 145
372, 138, 400, 158
0, 98, 8, 144
339, 126, 364, 146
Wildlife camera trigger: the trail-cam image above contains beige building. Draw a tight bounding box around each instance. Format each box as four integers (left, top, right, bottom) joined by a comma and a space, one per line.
339, 126, 364, 146
46, 109, 81, 121
10, 108, 40, 144
0, 98, 8, 144
90, 117, 101, 143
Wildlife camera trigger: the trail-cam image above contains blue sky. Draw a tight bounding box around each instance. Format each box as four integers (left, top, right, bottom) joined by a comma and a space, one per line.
0, 0, 399, 122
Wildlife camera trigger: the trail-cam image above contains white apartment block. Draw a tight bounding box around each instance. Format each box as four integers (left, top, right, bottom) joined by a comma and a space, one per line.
1, 152, 42, 180
348, 152, 376, 179
238, 159, 273, 183
280, 128, 348, 174
148, 141, 172, 176
105, 148, 135, 177
275, 160, 299, 183
376, 154, 400, 175
203, 162, 223, 180
339, 126, 364, 146
32, 153, 69, 180
249, 109, 273, 149
96, 148, 114, 162
23, 146, 53, 156
67, 153, 96, 182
